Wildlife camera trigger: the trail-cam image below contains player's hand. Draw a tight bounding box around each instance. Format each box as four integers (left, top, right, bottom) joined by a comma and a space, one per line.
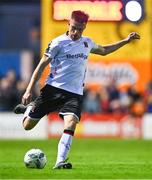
22, 91, 32, 105
126, 32, 140, 43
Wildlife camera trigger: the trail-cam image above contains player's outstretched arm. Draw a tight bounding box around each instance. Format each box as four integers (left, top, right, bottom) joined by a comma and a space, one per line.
91, 32, 140, 56
22, 55, 51, 105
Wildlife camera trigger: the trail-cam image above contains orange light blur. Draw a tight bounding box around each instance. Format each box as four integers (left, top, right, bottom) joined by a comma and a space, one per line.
53, 0, 123, 21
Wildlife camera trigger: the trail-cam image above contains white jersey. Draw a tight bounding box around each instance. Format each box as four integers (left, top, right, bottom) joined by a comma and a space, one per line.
44, 33, 98, 95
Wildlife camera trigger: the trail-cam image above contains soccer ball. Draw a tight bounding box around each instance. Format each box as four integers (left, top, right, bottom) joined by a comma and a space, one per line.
24, 149, 47, 169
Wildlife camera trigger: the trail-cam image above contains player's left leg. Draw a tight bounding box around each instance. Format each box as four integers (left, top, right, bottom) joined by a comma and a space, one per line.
14, 103, 41, 130
53, 114, 78, 169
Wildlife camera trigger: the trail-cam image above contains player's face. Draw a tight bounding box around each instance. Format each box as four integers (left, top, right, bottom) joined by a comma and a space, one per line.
68, 19, 86, 41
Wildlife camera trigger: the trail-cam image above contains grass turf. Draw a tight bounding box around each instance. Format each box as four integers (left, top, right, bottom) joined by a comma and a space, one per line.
0, 139, 152, 179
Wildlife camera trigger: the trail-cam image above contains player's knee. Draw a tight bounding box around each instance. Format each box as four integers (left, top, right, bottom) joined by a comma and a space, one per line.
23, 122, 33, 130
23, 125, 33, 131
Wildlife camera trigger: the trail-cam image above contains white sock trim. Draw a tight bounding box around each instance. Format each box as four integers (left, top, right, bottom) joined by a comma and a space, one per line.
59, 112, 79, 122
27, 115, 40, 121
23, 105, 40, 121
23, 105, 32, 118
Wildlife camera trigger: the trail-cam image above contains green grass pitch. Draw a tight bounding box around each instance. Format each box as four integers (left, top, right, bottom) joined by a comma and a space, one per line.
0, 139, 152, 179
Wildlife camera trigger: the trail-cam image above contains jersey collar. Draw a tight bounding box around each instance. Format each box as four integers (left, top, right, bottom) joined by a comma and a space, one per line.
65, 31, 82, 42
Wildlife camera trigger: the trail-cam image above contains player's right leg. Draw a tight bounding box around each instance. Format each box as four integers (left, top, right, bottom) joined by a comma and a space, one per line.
53, 91, 83, 170
53, 114, 78, 169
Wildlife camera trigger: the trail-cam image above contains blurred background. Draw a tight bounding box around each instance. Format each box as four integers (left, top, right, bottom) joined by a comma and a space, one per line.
0, 0, 152, 139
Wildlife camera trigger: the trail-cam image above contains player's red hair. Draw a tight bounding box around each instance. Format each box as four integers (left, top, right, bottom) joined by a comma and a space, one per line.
71, 10, 89, 23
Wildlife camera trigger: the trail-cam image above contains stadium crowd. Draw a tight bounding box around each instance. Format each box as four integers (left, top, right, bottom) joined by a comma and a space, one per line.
0, 70, 152, 116
83, 81, 152, 116
0, 70, 38, 111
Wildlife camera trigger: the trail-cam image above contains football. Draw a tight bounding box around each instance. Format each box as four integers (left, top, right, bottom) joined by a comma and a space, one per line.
24, 149, 47, 169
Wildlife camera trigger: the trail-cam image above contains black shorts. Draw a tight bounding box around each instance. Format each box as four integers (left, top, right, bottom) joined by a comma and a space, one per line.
28, 84, 83, 121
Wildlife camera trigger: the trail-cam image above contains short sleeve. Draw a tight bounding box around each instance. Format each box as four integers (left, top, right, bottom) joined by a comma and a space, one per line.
88, 38, 98, 50
44, 40, 60, 59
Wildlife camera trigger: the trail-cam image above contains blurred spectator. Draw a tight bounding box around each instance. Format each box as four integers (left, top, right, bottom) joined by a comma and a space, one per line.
16, 80, 28, 102
16, 80, 39, 103
106, 81, 119, 101
143, 80, 152, 113
145, 94, 152, 113
145, 80, 152, 94
83, 90, 100, 113
0, 69, 40, 111
0, 76, 18, 111
131, 99, 145, 117
110, 99, 122, 114
28, 22, 40, 69
5, 69, 17, 87
119, 88, 131, 113
127, 85, 141, 103
98, 87, 110, 113
101, 81, 121, 113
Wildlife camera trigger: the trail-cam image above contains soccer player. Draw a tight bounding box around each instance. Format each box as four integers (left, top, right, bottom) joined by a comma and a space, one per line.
14, 10, 140, 169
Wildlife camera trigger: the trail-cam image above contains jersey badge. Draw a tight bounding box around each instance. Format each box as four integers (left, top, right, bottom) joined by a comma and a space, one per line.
83, 42, 88, 48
